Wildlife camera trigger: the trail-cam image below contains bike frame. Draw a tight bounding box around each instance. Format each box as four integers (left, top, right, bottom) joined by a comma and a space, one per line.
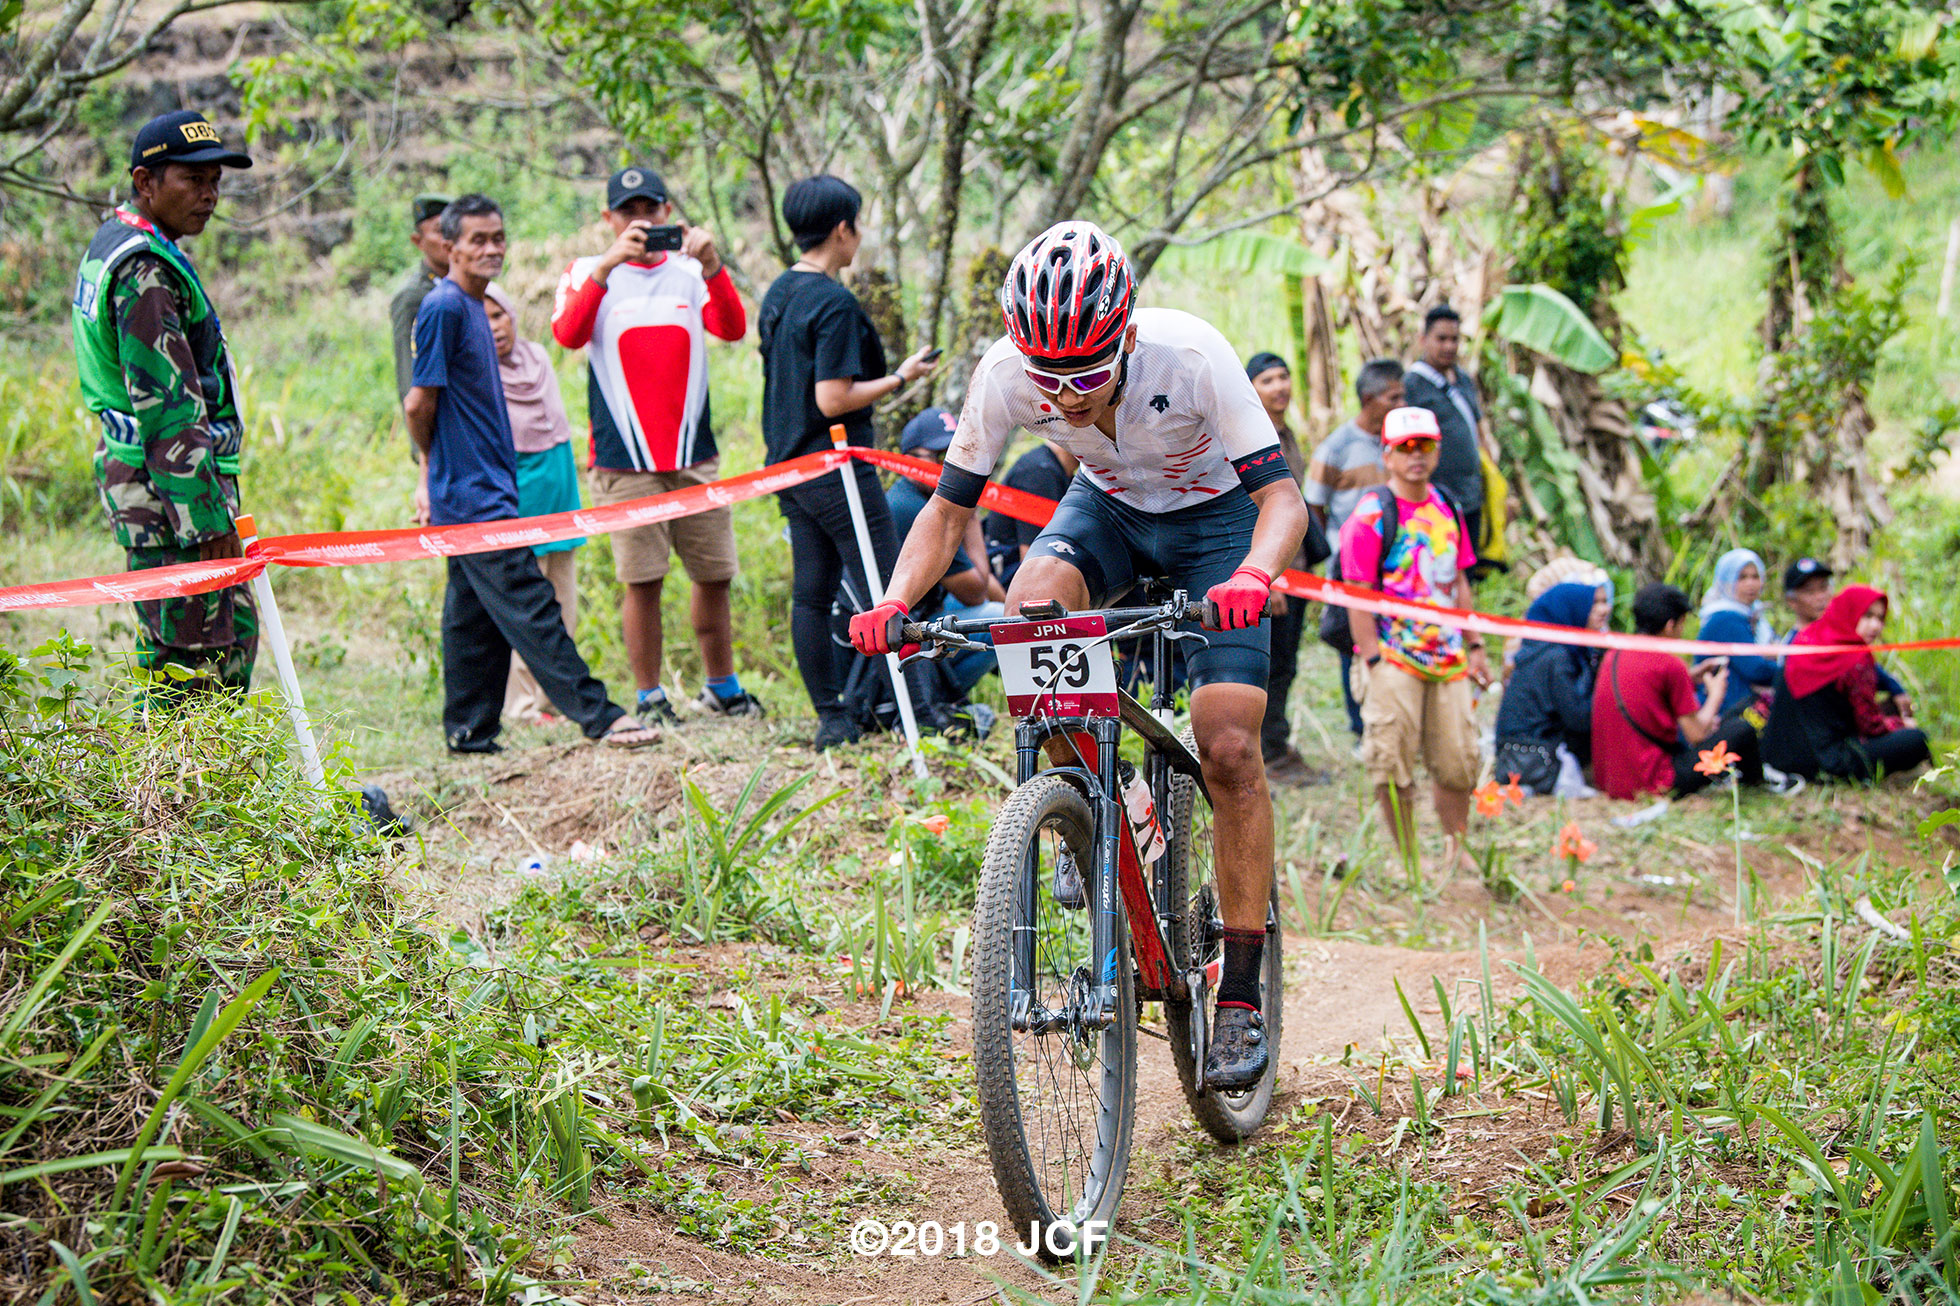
1003, 604, 1209, 1028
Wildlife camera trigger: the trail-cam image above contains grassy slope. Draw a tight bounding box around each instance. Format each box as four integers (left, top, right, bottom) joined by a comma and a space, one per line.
4, 148, 1960, 1304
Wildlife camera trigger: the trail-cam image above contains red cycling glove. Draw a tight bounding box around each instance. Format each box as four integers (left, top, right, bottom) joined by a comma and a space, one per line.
849, 599, 912, 657
1205, 566, 1272, 632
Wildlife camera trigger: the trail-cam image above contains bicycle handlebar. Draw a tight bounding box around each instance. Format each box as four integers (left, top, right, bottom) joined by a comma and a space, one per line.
894, 594, 1221, 648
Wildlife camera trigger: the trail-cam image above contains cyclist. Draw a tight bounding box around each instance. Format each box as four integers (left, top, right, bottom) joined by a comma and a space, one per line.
850, 221, 1307, 1090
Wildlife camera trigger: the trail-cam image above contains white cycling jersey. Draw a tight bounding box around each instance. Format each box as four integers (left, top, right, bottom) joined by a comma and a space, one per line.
944, 307, 1283, 514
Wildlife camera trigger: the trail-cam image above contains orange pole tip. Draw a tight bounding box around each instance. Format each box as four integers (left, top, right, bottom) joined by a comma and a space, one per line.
234, 514, 257, 539
828, 423, 849, 448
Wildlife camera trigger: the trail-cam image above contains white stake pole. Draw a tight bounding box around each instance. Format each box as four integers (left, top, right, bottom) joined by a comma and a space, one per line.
829, 428, 928, 780
235, 514, 326, 788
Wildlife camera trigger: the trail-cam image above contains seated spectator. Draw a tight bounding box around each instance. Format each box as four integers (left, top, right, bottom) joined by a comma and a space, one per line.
1504, 556, 1611, 679
982, 437, 1077, 586
484, 283, 585, 726
889, 407, 1005, 694
1781, 557, 1916, 722
1306, 356, 1401, 740
1697, 548, 1777, 718
1761, 585, 1931, 782
1591, 583, 1772, 800
1493, 581, 1602, 795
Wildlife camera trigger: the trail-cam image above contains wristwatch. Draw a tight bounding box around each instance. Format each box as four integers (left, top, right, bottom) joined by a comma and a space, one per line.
1366, 653, 1382, 668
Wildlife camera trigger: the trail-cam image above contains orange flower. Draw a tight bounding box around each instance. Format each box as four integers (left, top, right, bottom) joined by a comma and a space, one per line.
1502, 774, 1526, 808
1554, 821, 1596, 863
1561, 879, 1576, 894
1474, 781, 1505, 818
917, 813, 951, 836
1694, 739, 1738, 778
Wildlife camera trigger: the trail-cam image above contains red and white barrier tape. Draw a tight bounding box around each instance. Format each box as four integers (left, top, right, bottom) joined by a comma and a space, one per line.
2, 446, 1953, 658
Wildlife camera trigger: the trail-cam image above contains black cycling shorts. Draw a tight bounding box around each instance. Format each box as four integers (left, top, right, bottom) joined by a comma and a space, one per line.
1024, 477, 1269, 690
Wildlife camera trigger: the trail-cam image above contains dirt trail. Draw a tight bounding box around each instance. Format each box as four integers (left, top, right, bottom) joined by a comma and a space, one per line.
382, 725, 1941, 1304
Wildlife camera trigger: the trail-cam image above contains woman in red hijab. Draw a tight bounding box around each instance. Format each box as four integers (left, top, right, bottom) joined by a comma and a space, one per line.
1761, 585, 1930, 781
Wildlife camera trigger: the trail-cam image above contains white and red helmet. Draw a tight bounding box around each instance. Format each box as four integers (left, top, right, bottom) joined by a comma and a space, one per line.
1000, 221, 1136, 362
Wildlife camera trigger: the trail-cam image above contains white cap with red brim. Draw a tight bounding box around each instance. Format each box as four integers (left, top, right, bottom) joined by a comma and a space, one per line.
1381, 406, 1441, 446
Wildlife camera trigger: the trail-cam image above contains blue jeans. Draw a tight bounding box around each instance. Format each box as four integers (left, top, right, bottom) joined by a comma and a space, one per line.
1338, 649, 1363, 738
937, 596, 1004, 696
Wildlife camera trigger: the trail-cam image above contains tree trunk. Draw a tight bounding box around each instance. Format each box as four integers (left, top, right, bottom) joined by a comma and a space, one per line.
1743, 160, 1891, 567
921, 0, 1004, 348
1530, 362, 1664, 575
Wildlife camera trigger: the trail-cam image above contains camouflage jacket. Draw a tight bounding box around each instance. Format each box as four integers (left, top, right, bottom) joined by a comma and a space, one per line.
71, 207, 242, 550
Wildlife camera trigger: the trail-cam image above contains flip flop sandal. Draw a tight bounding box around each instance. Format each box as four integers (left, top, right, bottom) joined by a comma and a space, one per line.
601, 721, 661, 750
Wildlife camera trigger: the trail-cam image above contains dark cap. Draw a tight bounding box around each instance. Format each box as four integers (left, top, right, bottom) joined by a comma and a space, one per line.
1245, 351, 1288, 382
130, 111, 251, 172
1783, 557, 1834, 592
412, 193, 452, 227
607, 166, 668, 210
900, 407, 959, 456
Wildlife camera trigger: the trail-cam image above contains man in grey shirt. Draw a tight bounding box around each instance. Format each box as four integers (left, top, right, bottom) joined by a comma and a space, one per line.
1305, 357, 1402, 738
1400, 303, 1485, 547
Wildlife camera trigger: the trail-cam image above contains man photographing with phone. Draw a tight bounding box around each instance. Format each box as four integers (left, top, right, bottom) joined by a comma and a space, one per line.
553, 165, 762, 722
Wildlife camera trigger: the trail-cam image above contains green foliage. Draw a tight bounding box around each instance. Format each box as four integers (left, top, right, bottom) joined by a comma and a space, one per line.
1486, 285, 1617, 375
1505, 132, 1626, 321
0, 636, 967, 1300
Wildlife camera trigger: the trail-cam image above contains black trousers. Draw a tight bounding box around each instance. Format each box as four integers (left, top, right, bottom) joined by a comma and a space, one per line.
1261, 595, 1307, 761
779, 466, 943, 719
1670, 714, 1764, 797
1822, 728, 1933, 781
442, 548, 623, 750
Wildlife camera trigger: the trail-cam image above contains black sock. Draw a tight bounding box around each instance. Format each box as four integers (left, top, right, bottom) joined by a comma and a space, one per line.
1217, 927, 1265, 1010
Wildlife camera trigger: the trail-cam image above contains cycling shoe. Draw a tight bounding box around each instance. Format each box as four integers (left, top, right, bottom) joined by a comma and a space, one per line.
1205, 1004, 1269, 1092
1052, 850, 1085, 909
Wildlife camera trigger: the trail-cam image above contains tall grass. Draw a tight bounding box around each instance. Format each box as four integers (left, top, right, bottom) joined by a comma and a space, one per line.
0, 637, 968, 1301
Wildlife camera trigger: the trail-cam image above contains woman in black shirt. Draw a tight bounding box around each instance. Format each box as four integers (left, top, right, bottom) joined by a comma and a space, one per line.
757, 175, 939, 748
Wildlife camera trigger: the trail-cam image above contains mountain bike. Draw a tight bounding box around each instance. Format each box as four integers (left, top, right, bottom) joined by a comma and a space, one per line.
894, 587, 1283, 1261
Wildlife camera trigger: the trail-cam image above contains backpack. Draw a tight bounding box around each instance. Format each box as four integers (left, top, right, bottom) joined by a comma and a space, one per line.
1317, 483, 1469, 656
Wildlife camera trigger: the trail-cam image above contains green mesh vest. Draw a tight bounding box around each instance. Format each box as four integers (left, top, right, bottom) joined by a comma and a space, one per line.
71, 206, 241, 475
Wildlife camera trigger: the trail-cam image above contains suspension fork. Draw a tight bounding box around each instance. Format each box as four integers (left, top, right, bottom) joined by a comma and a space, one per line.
1088, 715, 1125, 1028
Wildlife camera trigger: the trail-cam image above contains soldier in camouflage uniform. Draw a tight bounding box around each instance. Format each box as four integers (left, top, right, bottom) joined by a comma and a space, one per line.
70, 111, 257, 697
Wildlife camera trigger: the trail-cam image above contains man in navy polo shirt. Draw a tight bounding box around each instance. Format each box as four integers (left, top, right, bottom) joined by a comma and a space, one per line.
403, 194, 654, 754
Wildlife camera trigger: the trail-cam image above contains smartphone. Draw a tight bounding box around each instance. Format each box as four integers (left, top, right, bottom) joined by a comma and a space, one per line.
921, 347, 944, 363
637, 224, 684, 252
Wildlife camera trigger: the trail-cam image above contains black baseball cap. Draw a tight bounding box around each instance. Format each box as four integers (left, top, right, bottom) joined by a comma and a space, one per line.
607, 166, 668, 210
130, 111, 251, 172
1245, 351, 1288, 382
411, 194, 452, 226
1784, 557, 1833, 592
901, 407, 959, 456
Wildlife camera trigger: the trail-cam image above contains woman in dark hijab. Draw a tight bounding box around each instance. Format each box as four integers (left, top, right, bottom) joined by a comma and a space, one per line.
1493, 581, 1604, 795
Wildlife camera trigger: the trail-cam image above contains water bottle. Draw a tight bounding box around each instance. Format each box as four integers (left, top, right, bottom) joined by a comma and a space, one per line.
1117, 762, 1165, 866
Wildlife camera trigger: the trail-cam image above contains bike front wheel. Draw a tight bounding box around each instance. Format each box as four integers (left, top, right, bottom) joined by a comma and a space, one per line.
1163, 732, 1283, 1142
971, 774, 1136, 1262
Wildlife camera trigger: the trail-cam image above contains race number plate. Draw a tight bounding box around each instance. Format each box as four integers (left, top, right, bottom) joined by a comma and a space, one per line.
993, 615, 1120, 718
